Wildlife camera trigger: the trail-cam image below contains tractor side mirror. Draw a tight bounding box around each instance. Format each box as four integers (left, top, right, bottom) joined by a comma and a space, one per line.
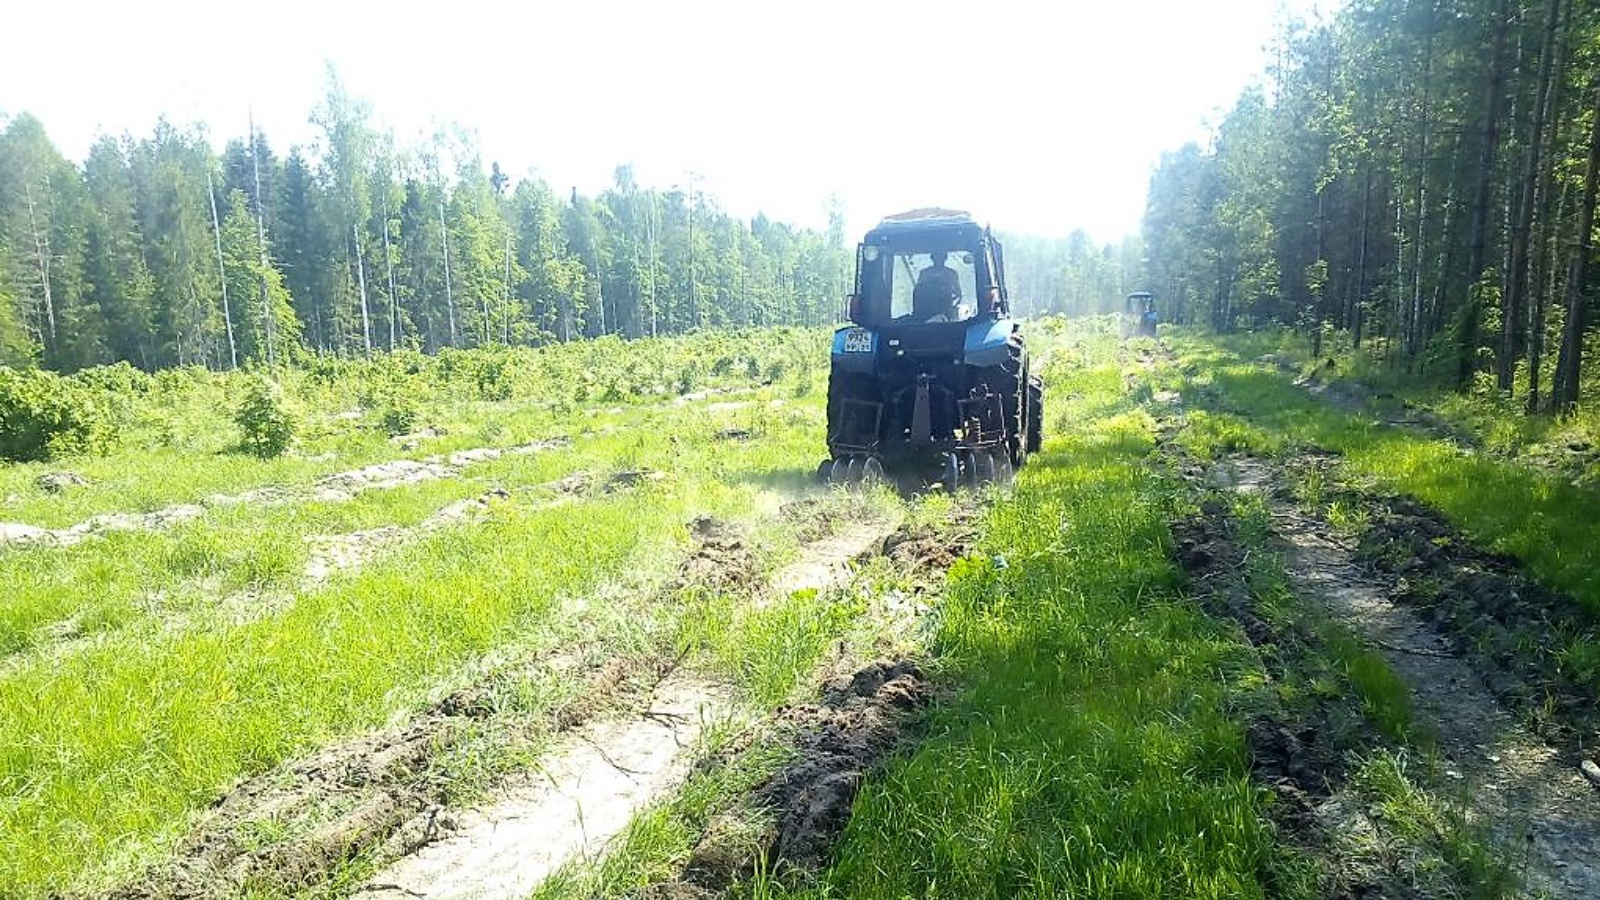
984, 286, 1000, 314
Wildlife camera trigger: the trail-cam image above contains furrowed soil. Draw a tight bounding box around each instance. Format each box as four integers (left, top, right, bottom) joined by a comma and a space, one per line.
25, 322, 1600, 900
93, 489, 924, 900
1162, 334, 1600, 898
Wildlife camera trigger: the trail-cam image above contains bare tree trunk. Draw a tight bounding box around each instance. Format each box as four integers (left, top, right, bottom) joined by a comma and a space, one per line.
1354, 166, 1373, 347
502, 232, 512, 344
440, 202, 457, 347
1458, 0, 1512, 386
1529, 0, 1573, 411
352, 224, 372, 356
380, 191, 399, 350
23, 183, 57, 350
1408, 14, 1436, 364
1430, 133, 1464, 342
250, 112, 276, 367
206, 170, 238, 370
1504, 0, 1562, 394
1551, 80, 1600, 413
647, 196, 659, 338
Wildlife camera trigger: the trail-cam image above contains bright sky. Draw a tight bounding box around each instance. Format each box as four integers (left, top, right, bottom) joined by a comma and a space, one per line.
2, 0, 1322, 244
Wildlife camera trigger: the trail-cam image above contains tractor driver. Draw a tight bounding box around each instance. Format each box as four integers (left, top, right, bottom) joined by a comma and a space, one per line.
912, 251, 962, 321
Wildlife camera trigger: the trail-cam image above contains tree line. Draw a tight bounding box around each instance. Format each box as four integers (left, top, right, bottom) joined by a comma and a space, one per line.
0, 73, 863, 373
1143, 0, 1600, 411
0, 71, 1144, 377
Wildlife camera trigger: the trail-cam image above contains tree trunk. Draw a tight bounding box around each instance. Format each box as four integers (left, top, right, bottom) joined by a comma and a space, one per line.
353, 223, 372, 356
206, 170, 237, 370
1354, 165, 1373, 347
1504, 0, 1562, 394
1430, 133, 1464, 343
440, 202, 457, 347
1528, 0, 1573, 412
1457, 0, 1512, 387
1551, 80, 1600, 413
24, 183, 57, 350
250, 113, 276, 367
1408, 13, 1436, 364
380, 191, 400, 350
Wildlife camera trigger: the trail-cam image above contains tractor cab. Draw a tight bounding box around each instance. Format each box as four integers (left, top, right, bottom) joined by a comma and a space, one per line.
848, 209, 1008, 327
1125, 290, 1157, 337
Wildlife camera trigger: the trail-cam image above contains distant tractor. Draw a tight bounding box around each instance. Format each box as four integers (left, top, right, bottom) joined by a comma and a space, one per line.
1125, 290, 1157, 337
820, 209, 1042, 491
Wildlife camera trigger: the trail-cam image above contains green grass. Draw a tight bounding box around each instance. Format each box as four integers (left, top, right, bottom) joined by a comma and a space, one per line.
1352, 751, 1518, 898
2, 319, 1557, 899
0, 327, 829, 528
1170, 333, 1600, 620
1223, 489, 1414, 743
0, 346, 838, 897
744, 354, 1286, 899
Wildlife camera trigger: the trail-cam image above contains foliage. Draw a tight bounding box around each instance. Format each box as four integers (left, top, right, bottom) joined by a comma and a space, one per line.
0, 365, 112, 461
233, 375, 296, 457
1143, 0, 1600, 409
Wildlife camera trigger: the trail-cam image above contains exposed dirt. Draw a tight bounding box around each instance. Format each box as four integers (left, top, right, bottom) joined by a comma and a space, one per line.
90, 489, 936, 900
769, 519, 902, 601
1214, 453, 1600, 898
604, 469, 667, 493
637, 510, 967, 896
673, 518, 763, 597
1287, 357, 1494, 453
1169, 490, 1370, 895
100, 653, 669, 900
303, 488, 510, 583
671, 385, 764, 407
876, 508, 981, 581
37, 471, 89, 493
0, 503, 208, 549
671, 659, 932, 893
95, 512, 777, 900
361, 678, 732, 900
310, 459, 457, 501
1320, 470, 1600, 746
1, 439, 570, 551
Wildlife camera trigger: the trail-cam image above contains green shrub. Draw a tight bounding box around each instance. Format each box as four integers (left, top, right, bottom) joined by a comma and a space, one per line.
0, 366, 114, 461
234, 376, 296, 457
377, 397, 421, 436
69, 360, 152, 396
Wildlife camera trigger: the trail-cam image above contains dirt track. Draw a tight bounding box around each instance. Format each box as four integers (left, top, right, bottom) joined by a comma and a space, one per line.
1224, 454, 1600, 897
98, 494, 926, 900
0, 438, 570, 550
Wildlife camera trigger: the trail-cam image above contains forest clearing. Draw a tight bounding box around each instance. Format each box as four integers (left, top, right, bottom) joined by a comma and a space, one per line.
0, 317, 1596, 899
6, 0, 1600, 897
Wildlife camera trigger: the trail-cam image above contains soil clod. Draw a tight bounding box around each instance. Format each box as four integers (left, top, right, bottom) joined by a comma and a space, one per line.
679, 659, 931, 889
37, 471, 89, 493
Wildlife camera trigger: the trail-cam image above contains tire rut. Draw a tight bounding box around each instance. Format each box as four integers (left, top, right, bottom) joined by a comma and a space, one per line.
1215, 453, 1600, 898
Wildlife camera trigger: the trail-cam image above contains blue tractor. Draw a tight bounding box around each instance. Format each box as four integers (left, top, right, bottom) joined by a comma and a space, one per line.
821, 209, 1042, 490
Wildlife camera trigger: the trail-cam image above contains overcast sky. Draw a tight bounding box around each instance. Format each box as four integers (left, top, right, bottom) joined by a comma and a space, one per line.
1, 0, 1323, 243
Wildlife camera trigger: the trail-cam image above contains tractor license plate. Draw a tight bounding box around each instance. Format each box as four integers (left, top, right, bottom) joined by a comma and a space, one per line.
843, 329, 872, 353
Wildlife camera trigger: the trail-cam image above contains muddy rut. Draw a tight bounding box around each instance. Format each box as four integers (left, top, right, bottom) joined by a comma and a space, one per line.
362, 678, 732, 900
1214, 453, 1600, 897
353, 506, 914, 900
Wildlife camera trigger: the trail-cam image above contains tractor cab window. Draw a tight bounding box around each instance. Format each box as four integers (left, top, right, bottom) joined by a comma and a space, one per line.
879, 250, 976, 322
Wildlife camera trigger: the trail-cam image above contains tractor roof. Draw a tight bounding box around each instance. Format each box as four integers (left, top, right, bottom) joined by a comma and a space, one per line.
864, 208, 983, 245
